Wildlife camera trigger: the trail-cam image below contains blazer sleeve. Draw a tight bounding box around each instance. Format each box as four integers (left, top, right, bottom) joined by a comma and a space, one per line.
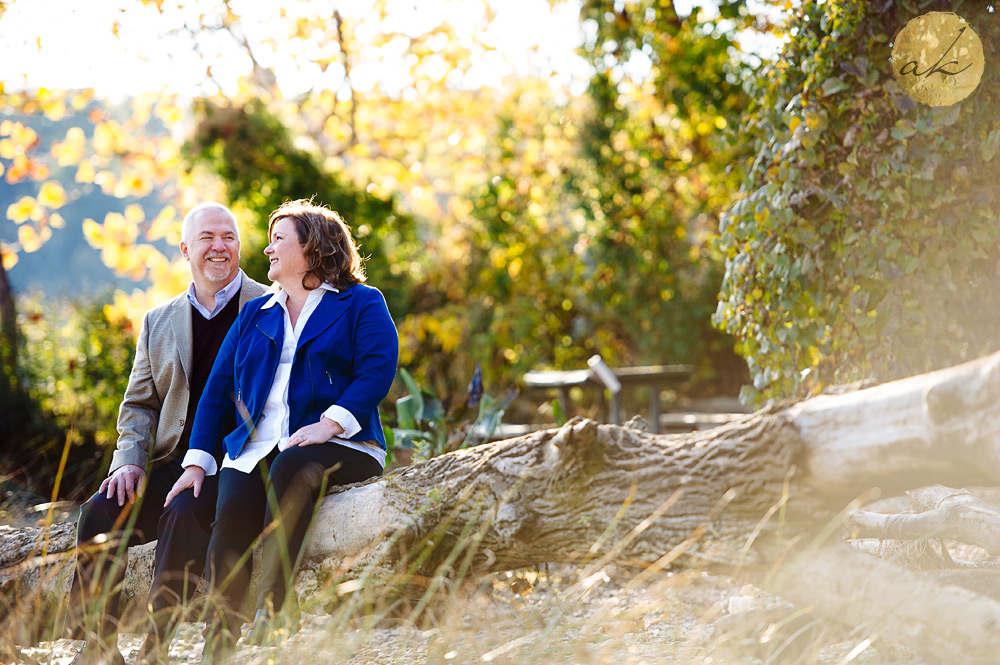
188, 310, 241, 463
330, 287, 399, 426
110, 310, 160, 474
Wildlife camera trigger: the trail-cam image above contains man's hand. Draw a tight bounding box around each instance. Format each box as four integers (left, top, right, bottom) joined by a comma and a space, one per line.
99, 464, 146, 507
164, 466, 206, 508
288, 416, 344, 447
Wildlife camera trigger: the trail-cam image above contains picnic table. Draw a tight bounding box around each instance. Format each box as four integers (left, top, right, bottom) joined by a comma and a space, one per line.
522, 357, 695, 434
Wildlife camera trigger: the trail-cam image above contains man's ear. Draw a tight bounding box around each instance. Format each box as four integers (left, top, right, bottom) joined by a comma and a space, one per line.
179, 241, 189, 260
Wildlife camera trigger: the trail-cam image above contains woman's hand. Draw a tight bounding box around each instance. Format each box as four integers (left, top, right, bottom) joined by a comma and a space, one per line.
288, 416, 344, 446
164, 465, 206, 507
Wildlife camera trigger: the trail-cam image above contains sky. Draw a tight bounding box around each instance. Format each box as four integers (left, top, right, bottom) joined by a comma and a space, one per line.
1, 0, 783, 100
1, 0, 594, 99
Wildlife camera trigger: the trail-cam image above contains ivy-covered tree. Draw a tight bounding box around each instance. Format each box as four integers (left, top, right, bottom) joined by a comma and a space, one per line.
715, 0, 1000, 403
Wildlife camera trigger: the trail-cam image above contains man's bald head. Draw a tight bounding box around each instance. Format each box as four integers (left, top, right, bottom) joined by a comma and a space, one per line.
181, 203, 239, 246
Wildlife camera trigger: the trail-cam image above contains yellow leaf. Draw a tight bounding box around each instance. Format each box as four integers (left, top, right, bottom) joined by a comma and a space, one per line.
789, 116, 801, 132
124, 203, 145, 224
7, 196, 38, 224
52, 126, 86, 166
18, 225, 42, 252
5, 159, 28, 184
43, 99, 66, 121
92, 121, 123, 156
75, 160, 95, 183
82, 218, 105, 246
146, 206, 176, 241
155, 101, 183, 126
0, 138, 14, 160
10, 123, 38, 150
95, 170, 117, 195
101, 244, 123, 270
38, 181, 67, 209
122, 171, 152, 197
131, 95, 154, 125
71, 90, 94, 110
507, 257, 522, 278
49, 212, 65, 228
104, 211, 138, 244
30, 161, 50, 180
1, 245, 17, 270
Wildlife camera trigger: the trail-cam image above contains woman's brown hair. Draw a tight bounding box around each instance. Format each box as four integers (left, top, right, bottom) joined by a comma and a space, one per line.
267, 199, 366, 290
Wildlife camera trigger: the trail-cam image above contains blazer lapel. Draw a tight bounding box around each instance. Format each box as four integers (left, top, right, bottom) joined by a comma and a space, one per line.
169, 295, 193, 381
297, 288, 353, 350
255, 301, 285, 347
239, 277, 268, 308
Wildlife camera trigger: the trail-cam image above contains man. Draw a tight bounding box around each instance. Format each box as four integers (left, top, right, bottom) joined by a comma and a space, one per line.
71, 203, 267, 665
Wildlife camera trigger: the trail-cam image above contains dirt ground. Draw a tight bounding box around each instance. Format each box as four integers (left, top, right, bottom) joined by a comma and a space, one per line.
17, 564, 929, 665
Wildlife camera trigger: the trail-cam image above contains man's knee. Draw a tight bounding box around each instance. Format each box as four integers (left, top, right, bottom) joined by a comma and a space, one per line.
77, 492, 129, 544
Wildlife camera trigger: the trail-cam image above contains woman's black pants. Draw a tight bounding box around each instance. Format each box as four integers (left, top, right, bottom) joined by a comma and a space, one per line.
206, 443, 382, 637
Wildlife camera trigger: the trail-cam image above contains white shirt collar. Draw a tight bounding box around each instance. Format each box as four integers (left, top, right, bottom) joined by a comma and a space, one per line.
185, 270, 245, 320
260, 281, 340, 310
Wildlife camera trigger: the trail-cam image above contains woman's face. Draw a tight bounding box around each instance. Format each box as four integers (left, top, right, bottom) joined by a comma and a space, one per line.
264, 217, 308, 286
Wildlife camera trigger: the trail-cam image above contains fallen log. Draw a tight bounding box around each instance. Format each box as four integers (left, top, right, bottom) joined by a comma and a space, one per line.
6, 351, 1000, 662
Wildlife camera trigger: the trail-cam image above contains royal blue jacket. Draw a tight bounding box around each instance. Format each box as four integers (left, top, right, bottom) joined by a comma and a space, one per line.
189, 283, 398, 465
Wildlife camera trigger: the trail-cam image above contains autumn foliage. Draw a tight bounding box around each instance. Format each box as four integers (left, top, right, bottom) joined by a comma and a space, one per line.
8, 0, 996, 494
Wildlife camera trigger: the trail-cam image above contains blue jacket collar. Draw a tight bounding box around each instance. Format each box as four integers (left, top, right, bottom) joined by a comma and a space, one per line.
254, 284, 354, 348
297, 287, 353, 349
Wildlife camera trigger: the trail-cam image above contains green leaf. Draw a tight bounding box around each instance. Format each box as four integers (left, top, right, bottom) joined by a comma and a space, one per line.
552, 398, 567, 427
398, 368, 424, 423
891, 120, 916, 141
396, 395, 417, 430
820, 78, 849, 97
981, 128, 1000, 162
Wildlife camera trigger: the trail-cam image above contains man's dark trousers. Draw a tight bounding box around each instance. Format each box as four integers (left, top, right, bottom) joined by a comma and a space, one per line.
73, 458, 218, 639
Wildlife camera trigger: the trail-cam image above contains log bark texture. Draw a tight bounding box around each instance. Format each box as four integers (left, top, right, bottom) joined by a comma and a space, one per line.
302, 412, 801, 582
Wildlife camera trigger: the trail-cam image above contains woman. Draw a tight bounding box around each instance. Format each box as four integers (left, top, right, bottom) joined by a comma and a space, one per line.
164, 199, 398, 654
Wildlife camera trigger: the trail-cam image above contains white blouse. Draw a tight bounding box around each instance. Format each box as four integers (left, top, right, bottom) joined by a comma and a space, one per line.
182, 283, 386, 476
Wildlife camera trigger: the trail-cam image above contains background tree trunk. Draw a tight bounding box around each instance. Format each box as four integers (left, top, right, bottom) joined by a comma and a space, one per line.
0, 258, 18, 388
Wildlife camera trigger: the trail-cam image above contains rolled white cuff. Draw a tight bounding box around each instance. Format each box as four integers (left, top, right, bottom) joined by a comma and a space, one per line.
322, 405, 361, 439
182, 448, 219, 477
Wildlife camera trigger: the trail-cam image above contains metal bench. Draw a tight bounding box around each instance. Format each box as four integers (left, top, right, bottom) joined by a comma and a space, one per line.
522, 356, 694, 434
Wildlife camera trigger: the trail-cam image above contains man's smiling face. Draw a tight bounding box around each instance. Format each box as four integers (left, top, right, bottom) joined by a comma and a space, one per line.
181, 208, 241, 286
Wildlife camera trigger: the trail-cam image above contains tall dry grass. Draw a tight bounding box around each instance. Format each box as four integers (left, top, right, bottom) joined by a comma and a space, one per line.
1, 460, 914, 665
